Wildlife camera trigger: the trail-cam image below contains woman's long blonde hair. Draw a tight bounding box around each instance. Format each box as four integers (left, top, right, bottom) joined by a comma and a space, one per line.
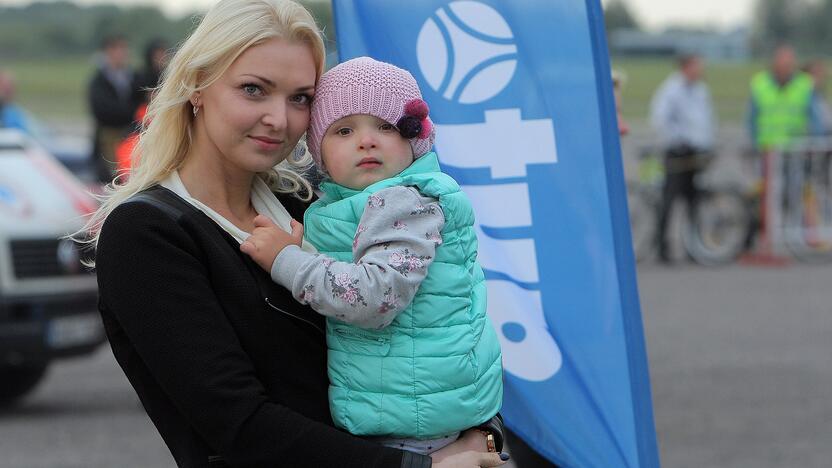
80, 0, 325, 250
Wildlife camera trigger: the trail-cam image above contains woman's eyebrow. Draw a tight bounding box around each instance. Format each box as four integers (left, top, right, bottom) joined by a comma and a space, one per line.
240, 75, 314, 94
240, 74, 274, 87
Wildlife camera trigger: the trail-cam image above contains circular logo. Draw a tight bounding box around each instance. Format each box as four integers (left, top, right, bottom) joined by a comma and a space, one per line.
57, 238, 82, 274
417, 1, 518, 104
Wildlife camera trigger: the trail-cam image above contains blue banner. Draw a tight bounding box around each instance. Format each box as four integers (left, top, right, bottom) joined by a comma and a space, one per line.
331, 1, 659, 466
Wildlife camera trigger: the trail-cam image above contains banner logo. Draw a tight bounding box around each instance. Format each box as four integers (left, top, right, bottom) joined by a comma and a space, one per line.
416, 1, 518, 104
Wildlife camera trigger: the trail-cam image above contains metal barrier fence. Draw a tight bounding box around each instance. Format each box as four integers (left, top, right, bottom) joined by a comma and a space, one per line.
627, 139, 832, 265
760, 138, 832, 263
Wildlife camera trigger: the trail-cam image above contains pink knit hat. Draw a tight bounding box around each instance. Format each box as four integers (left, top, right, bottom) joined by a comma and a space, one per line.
307, 57, 436, 171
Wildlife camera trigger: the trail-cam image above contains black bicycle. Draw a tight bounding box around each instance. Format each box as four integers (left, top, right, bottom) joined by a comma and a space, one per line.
627, 147, 750, 266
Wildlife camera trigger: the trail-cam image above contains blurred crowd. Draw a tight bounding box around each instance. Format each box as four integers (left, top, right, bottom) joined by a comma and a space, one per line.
0, 34, 170, 183
616, 45, 831, 264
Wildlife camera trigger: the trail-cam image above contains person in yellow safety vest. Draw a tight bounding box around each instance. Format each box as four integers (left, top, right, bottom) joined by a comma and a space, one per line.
748, 45, 823, 151
745, 45, 824, 252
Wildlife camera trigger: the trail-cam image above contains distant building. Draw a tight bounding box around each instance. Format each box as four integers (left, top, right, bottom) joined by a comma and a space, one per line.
609, 28, 750, 62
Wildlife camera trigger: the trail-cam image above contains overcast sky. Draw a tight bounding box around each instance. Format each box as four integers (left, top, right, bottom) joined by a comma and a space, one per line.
0, 0, 755, 30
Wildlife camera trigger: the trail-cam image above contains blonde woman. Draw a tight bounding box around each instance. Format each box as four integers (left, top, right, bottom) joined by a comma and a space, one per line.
87, 1, 506, 467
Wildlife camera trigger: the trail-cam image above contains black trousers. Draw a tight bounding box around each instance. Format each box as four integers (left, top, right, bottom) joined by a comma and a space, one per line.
656, 144, 702, 258
505, 427, 559, 467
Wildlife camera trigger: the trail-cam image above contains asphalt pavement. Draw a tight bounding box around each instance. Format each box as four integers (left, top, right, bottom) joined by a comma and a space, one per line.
1, 260, 830, 467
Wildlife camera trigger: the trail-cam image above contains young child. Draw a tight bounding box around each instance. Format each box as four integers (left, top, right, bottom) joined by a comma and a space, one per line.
241, 57, 503, 455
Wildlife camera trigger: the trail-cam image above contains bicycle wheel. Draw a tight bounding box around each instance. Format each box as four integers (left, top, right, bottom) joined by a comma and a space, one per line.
626, 183, 657, 263
684, 188, 749, 266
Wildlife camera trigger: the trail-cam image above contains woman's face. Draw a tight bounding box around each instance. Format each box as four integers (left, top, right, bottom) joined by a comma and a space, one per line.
195, 37, 317, 175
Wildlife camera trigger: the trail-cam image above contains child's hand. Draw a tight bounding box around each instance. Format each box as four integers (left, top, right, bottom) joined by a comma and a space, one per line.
240, 215, 304, 272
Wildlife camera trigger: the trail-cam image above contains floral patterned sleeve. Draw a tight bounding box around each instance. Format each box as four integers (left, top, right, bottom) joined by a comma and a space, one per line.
270, 186, 445, 330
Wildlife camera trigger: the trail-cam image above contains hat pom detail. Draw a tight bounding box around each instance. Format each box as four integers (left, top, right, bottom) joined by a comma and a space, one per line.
418, 119, 433, 139
404, 99, 429, 120
402, 98, 431, 140
397, 115, 423, 139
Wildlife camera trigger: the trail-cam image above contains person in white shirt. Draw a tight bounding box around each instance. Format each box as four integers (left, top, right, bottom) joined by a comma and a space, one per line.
649, 53, 715, 263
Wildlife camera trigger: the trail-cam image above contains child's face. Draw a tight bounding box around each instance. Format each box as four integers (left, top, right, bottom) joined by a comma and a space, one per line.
321, 114, 414, 190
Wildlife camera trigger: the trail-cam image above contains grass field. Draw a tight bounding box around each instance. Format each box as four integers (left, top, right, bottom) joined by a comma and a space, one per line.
4, 57, 768, 126
5, 57, 95, 123
612, 58, 765, 124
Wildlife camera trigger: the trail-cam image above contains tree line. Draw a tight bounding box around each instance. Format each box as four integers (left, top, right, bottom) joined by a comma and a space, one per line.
3, 0, 829, 61
752, 0, 832, 55
0, 0, 333, 61
604, 0, 832, 57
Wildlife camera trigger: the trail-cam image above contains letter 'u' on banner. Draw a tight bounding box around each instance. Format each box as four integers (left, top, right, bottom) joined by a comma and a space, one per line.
332, 1, 659, 467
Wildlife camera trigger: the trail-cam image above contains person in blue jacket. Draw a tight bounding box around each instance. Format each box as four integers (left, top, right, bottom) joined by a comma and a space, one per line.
0, 71, 32, 133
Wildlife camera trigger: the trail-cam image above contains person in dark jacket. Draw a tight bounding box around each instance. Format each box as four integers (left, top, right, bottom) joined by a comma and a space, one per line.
133, 38, 170, 109
85, 1, 506, 467
88, 33, 138, 183
115, 38, 170, 175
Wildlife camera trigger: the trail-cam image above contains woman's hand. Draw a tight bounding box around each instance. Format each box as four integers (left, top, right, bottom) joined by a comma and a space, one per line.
430, 450, 508, 468
240, 215, 303, 272
432, 429, 488, 461
430, 429, 508, 467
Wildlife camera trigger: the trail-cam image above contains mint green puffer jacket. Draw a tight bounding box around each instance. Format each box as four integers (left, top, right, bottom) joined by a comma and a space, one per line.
304, 153, 503, 439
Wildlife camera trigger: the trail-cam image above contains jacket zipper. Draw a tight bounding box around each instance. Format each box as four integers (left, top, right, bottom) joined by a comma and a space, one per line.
264, 297, 325, 335
334, 327, 390, 344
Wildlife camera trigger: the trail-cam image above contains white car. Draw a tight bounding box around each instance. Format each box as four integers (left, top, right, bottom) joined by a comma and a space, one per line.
0, 128, 104, 406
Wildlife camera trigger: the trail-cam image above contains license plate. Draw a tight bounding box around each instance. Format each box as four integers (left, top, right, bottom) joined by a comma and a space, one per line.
46, 313, 103, 349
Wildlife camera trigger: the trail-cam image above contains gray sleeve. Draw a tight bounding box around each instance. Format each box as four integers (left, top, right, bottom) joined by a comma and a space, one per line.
271, 186, 445, 330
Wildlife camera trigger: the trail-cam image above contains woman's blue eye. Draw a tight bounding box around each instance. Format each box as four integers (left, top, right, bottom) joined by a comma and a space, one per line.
291, 94, 312, 105
242, 84, 262, 96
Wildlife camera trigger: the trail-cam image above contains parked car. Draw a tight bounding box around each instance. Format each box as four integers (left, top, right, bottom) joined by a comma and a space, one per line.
0, 128, 103, 406
23, 112, 95, 182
